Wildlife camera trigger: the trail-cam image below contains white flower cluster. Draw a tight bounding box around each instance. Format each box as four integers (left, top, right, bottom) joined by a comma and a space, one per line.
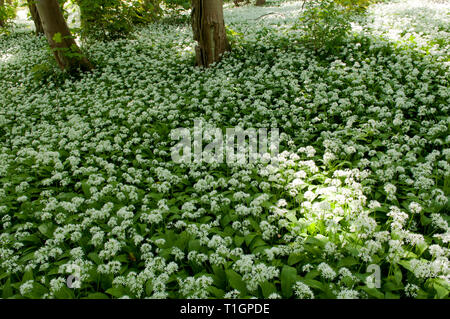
0, 0, 448, 299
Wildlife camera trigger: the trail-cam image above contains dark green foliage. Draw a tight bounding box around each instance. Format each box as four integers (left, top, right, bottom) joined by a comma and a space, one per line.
74, 0, 162, 40
294, 0, 354, 52
75, 0, 134, 40
0, 0, 18, 28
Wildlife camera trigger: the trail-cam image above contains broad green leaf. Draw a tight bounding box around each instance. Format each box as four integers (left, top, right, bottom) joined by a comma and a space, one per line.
244, 234, 257, 246
145, 281, 154, 296
207, 286, 224, 298
260, 281, 277, 298
234, 236, 244, 247
2, 278, 13, 299
54, 286, 74, 299
212, 265, 226, 288
22, 269, 33, 283
38, 223, 54, 238
281, 266, 297, 298
106, 287, 126, 298
81, 181, 91, 197
393, 265, 402, 285
188, 239, 201, 251
361, 286, 384, 299
31, 283, 48, 298
384, 292, 400, 299
337, 256, 358, 268
287, 253, 303, 266
298, 278, 323, 291
398, 260, 414, 272
226, 269, 248, 295
88, 252, 102, 265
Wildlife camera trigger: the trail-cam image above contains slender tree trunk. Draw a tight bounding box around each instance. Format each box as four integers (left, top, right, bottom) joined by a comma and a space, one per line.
28, 0, 44, 35
255, 0, 265, 6
191, 0, 230, 68
0, 0, 5, 28
35, 0, 92, 72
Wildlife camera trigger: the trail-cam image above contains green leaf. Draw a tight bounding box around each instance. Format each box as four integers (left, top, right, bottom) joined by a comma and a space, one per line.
281, 265, 297, 298
31, 283, 48, 298
2, 278, 13, 299
384, 292, 400, 299
305, 270, 320, 280
81, 181, 91, 197
88, 252, 102, 265
85, 292, 110, 299
174, 231, 190, 250
226, 269, 248, 295
433, 284, 448, 299
253, 245, 271, 255
244, 234, 257, 246
212, 265, 226, 288
22, 234, 41, 244
361, 286, 384, 299
38, 222, 54, 238
22, 269, 33, 283
145, 280, 154, 296
304, 236, 326, 247
307, 223, 316, 234
298, 278, 323, 291
287, 253, 303, 266
106, 287, 125, 298
393, 265, 402, 285
383, 280, 403, 292
207, 286, 224, 298
250, 238, 267, 250
54, 286, 74, 299
188, 239, 201, 252
234, 236, 244, 247
420, 214, 432, 226
115, 254, 129, 263
52, 32, 62, 43
337, 256, 358, 268
285, 211, 297, 223
416, 289, 429, 299
398, 260, 414, 272
260, 281, 277, 298
57, 192, 79, 201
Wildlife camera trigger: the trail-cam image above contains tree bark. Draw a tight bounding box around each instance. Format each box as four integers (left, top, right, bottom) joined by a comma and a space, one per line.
28, 0, 44, 35
191, 0, 230, 68
35, 0, 92, 72
0, 0, 5, 28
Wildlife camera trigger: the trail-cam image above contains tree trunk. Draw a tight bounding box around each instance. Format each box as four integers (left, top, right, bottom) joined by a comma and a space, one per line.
255, 0, 265, 6
191, 0, 230, 68
28, 0, 44, 35
0, 0, 5, 28
35, 0, 92, 72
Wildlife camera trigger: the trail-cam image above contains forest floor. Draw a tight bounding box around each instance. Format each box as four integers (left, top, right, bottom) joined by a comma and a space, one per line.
0, 0, 449, 299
